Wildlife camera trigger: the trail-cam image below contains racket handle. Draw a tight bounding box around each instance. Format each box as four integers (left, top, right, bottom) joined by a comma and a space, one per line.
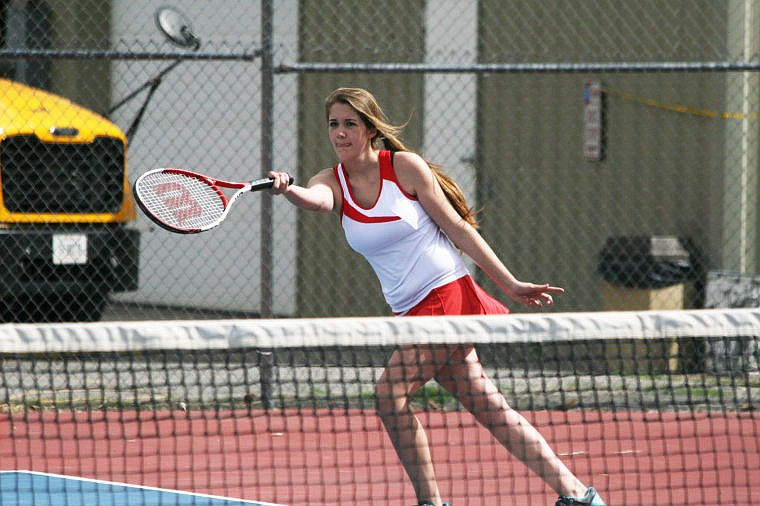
251, 174, 295, 191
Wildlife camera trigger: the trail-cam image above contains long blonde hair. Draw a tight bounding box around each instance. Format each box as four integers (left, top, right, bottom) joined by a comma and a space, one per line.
325, 87, 479, 229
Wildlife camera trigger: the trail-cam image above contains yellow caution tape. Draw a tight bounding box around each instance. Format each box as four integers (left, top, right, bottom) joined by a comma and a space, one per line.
603, 86, 760, 120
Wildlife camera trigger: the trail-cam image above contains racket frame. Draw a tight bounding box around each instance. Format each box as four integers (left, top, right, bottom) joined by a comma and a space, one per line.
133, 168, 286, 234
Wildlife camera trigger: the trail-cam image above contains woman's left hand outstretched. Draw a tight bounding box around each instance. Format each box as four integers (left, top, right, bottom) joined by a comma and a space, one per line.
508, 282, 564, 308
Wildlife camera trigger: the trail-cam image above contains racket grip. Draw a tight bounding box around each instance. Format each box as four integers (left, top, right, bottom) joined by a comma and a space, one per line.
251, 174, 295, 191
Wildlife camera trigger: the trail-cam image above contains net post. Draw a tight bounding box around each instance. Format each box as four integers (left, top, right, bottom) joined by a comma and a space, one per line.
258, 0, 275, 410
258, 349, 275, 409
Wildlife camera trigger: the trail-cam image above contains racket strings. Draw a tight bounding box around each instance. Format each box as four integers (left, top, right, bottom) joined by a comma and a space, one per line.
137, 172, 226, 230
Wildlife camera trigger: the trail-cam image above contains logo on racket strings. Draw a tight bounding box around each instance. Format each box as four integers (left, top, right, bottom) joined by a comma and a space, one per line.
154, 182, 202, 224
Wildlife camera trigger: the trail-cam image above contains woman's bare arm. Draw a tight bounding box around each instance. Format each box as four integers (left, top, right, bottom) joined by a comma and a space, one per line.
269, 168, 339, 213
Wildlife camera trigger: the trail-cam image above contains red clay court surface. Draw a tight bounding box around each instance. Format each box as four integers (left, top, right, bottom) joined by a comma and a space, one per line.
2, 408, 758, 505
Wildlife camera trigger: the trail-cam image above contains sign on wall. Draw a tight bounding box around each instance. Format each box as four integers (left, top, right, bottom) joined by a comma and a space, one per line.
583, 80, 604, 161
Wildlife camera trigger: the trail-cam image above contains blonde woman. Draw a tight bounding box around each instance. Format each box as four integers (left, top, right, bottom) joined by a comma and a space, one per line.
269, 88, 605, 506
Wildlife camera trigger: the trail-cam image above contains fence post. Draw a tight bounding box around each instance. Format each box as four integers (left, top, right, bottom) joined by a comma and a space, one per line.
259, 0, 275, 410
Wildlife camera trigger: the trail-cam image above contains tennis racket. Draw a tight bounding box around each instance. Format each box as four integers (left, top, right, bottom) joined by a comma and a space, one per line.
133, 168, 293, 233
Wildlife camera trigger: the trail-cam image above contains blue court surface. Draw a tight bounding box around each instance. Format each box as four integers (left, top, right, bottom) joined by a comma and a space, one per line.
0, 471, 284, 506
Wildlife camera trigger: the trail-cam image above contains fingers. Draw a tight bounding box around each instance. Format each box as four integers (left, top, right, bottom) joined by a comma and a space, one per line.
519, 283, 564, 308
524, 293, 552, 308
538, 283, 565, 294
268, 171, 292, 194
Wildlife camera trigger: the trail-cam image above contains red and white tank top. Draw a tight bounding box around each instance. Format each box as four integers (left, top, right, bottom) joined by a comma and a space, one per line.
334, 150, 468, 314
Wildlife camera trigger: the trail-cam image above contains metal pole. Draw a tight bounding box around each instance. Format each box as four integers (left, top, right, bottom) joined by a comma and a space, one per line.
274, 60, 760, 74
0, 48, 256, 60
259, 0, 275, 409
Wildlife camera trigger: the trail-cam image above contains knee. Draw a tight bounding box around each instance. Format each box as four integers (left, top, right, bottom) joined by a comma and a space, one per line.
374, 378, 407, 419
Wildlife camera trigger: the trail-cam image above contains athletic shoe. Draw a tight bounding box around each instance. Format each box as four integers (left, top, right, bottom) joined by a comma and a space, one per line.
555, 486, 607, 506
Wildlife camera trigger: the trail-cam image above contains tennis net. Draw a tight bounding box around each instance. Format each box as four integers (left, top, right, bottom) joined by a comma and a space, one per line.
1, 309, 758, 505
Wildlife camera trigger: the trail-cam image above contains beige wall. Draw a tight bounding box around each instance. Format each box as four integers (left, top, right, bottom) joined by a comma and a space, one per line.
295, 0, 758, 315
49, 0, 111, 114
477, 73, 726, 311
476, 1, 733, 311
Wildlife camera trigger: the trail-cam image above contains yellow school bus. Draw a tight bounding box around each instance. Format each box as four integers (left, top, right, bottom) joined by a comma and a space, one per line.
0, 79, 138, 321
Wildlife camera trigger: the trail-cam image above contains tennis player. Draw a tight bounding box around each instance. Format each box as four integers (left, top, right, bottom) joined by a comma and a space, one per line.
269, 87, 606, 506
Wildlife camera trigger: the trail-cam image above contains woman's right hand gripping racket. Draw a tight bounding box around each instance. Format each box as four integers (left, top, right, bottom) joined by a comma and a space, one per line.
133, 168, 293, 234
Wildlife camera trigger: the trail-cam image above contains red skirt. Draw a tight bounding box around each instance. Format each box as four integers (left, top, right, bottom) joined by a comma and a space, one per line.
404, 275, 509, 316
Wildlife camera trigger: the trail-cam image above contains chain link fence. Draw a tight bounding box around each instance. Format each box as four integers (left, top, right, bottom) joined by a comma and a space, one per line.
0, 0, 757, 322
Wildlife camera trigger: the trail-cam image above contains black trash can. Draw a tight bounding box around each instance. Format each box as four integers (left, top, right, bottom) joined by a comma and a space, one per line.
597, 235, 695, 290
596, 236, 698, 373
597, 235, 695, 310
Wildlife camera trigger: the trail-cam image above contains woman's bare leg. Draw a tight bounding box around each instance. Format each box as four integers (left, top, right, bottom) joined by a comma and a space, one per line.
375, 345, 451, 506
434, 345, 587, 497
